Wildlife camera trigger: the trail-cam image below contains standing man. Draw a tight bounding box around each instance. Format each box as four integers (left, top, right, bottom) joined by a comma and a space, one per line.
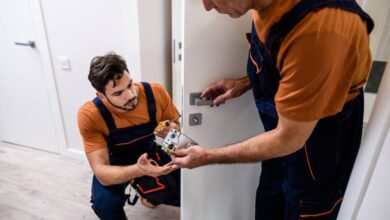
78, 53, 180, 220
173, 0, 374, 219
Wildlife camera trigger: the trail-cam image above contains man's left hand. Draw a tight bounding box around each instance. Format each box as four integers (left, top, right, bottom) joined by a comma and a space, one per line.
154, 120, 179, 138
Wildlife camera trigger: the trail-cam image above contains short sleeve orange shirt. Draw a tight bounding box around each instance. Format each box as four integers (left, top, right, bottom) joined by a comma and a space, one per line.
77, 82, 180, 153
253, 0, 372, 121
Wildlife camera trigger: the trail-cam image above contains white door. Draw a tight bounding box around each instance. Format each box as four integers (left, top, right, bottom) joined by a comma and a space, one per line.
338, 0, 390, 219
0, 0, 60, 153
361, 0, 390, 124
172, 1, 264, 219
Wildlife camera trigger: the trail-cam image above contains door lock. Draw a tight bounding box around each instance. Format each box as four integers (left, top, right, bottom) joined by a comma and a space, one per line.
189, 113, 202, 126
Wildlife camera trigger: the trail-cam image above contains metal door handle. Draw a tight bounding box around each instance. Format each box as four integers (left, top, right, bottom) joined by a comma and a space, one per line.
190, 92, 225, 106
194, 97, 213, 106
14, 41, 35, 48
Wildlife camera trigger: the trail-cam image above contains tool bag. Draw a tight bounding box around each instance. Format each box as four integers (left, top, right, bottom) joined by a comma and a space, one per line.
128, 149, 178, 206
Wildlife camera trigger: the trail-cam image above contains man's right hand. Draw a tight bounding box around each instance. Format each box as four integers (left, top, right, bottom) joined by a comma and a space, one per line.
201, 75, 251, 106
136, 153, 176, 177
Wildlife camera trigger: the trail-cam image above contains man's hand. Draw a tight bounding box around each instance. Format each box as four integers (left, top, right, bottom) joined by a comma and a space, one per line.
154, 120, 180, 138
171, 146, 210, 169
136, 153, 177, 177
201, 76, 251, 106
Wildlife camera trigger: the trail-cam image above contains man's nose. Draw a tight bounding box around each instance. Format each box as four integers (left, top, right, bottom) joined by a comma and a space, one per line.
125, 89, 135, 99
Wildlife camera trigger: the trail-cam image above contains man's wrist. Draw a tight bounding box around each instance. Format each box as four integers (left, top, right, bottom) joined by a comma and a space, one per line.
204, 148, 218, 165
240, 75, 251, 92
129, 164, 143, 179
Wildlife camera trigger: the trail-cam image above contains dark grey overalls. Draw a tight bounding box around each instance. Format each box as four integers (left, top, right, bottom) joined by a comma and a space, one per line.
246, 0, 374, 219
90, 82, 180, 220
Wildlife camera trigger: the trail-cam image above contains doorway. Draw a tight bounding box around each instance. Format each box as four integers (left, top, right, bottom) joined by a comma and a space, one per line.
0, 0, 64, 153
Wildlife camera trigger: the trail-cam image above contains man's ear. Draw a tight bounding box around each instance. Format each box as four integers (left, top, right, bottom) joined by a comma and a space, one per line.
96, 92, 105, 99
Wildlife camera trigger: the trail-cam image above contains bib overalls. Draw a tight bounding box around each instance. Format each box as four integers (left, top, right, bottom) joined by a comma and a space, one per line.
90, 82, 180, 220
246, 1, 374, 219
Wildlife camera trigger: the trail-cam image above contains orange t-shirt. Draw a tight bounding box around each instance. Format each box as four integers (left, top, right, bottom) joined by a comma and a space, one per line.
253, 0, 372, 121
78, 82, 180, 153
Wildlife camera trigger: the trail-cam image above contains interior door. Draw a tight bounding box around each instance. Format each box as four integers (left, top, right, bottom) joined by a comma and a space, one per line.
172, 1, 264, 219
337, 0, 390, 219
0, 0, 59, 153
361, 0, 390, 124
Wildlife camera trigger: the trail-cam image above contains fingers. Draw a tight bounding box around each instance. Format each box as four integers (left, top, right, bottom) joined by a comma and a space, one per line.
138, 153, 179, 176
157, 161, 180, 175
169, 164, 180, 170
144, 161, 176, 177
201, 86, 215, 99
173, 148, 190, 157
171, 147, 196, 169
164, 163, 179, 172
212, 92, 231, 106
137, 153, 148, 164
163, 161, 174, 167
148, 167, 171, 177
168, 121, 179, 130
172, 156, 188, 168
202, 80, 235, 107
154, 128, 169, 138
201, 82, 223, 100
154, 121, 180, 138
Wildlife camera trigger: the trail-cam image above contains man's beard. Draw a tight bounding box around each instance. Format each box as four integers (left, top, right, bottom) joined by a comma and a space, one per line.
106, 97, 138, 111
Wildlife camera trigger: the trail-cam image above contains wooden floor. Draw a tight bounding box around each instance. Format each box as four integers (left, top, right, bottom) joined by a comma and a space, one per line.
0, 142, 180, 220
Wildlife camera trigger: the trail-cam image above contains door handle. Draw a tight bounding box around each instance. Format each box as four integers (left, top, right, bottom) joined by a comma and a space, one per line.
190, 92, 225, 106
194, 97, 213, 106
14, 41, 35, 48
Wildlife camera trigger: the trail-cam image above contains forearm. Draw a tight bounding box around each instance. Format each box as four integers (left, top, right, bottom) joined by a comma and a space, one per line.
94, 164, 141, 186
238, 75, 252, 94
206, 128, 303, 164
172, 116, 317, 168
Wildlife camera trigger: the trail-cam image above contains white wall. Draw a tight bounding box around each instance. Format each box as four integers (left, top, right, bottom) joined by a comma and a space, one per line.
356, 121, 390, 220
361, 0, 390, 123
138, 0, 172, 92
375, 6, 390, 61
363, 0, 390, 56
39, 0, 171, 154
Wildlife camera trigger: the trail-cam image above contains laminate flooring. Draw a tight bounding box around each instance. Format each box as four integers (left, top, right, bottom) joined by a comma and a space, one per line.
0, 142, 180, 220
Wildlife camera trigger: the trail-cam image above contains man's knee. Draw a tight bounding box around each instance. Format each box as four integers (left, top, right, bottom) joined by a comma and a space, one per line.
91, 177, 128, 220
91, 191, 127, 220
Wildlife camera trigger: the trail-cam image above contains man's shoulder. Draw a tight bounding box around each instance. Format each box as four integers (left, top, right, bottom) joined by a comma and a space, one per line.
77, 100, 102, 123
79, 100, 98, 114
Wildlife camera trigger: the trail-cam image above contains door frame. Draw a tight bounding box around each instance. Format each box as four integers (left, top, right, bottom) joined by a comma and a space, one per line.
338, 60, 390, 220
26, 0, 68, 154
338, 1, 390, 218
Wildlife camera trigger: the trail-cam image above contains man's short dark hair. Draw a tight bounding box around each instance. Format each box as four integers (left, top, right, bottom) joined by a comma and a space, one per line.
88, 53, 129, 94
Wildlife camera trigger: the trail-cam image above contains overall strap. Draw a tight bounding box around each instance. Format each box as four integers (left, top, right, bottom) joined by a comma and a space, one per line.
141, 82, 157, 125
266, 0, 374, 61
92, 97, 116, 132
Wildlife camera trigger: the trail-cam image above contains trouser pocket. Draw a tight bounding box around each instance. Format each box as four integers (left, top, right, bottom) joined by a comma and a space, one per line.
299, 197, 343, 220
